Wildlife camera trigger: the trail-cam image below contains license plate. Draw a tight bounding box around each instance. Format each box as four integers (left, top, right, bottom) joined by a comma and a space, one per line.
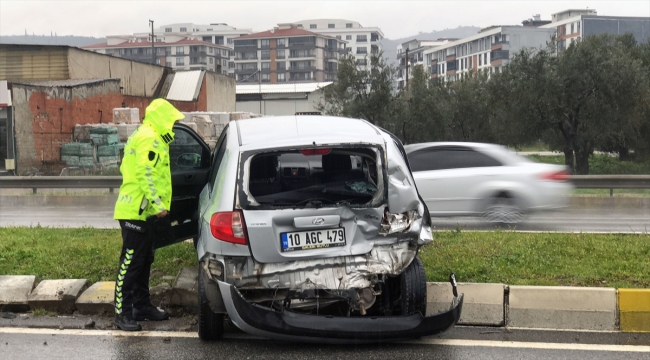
280, 228, 346, 252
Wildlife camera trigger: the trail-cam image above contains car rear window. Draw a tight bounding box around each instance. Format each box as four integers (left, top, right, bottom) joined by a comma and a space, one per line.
243, 147, 383, 209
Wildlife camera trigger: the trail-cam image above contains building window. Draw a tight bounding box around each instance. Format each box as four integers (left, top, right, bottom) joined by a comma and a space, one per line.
208, 47, 213, 53
485, 53, 488, 64
207, 28, 213, 31
336, 35, 341, 40
209, 58, 214, 64
277, 62, 286, 70
222, 49, 228, 56
261, 39, 270, 48
356, 35, 367, 42
310, 24, 317, 29
356, 47, 367, 54
261, 50, 270, 60
227, 38, 233, 45
278, 73, 285, 82
357, 58, 367, 66
223, 59, 227, 66
346, 35, 352, 40
571, 23, 574, 34
328, 24, 335, 28
180, 27, 187, 32
261, 73, 270, 82
479, 54, 482, 66
277, 38, 286, 47
165, 28, 172, 32
229, 61, 235, 68
203, 36, 212, 43
277, 49, 285, 59
176, 58, 184, 66
262, 62, 270, 70
577, 22, 581, 34
176, 46, 184, 55
346, 23, 353, 28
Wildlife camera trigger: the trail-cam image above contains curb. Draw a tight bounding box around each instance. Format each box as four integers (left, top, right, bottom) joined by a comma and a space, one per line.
1, 274, 648, 333
619, 289, 650, 332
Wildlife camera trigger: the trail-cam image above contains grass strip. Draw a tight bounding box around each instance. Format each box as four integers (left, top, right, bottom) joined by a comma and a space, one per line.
420, 231, 650, 288
2, 228, 650, 289
0, 227, 196, 285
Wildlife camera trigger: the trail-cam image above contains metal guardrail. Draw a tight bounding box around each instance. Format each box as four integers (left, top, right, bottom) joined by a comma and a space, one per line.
0, 176, 122, 194
2, 175, 650, 195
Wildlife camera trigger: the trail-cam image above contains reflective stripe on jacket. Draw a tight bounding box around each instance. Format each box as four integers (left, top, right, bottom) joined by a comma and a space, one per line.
114, 99, 184, 221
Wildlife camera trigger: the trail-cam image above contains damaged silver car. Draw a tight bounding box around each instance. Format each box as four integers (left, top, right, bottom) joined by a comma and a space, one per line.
163, 116, 463, 342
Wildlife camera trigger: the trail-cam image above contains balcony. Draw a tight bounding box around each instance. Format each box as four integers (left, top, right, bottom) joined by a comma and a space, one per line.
289, 53, 315, 59
289, 76, 314, 82
490, 50, 509, 61
289, 66, 316, 72
356, 38, 368, 43
235, 56, 258, 61
189, 50, 207, 57
446, 60, 457, 71
235, 68, 257, 75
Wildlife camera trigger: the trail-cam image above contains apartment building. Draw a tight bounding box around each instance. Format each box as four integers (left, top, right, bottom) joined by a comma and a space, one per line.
395, 39, 455, 90
424, 26, 554, 82
233, 25, 346, 84
540, 9, 650, 51
280, 19, 383, 67
86, 23, 252, 77
83, 36, 232, 73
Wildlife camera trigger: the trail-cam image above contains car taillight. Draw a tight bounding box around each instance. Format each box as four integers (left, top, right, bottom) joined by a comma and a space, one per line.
540, 170, 570, 181
300, 148, 331, 156
210, 211, 248, 245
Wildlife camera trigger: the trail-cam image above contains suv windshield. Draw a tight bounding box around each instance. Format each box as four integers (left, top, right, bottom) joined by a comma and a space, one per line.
243, 147, 383, 208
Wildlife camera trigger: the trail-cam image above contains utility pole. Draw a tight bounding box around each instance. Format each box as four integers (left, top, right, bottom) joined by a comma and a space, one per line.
149, 20, 155, 65
405, 48, 409, 90
258, 69, 262, 115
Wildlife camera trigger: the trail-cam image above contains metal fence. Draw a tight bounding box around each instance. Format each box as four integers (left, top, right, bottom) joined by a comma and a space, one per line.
2, 175, 650, 195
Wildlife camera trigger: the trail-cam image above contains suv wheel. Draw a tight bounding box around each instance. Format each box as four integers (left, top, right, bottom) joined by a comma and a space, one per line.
398, 256, 427, 315
198, 268, 224, 341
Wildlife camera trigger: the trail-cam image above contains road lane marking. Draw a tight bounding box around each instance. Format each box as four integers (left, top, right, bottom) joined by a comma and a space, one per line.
408, 338, 650, 352
2, 327, 650, 352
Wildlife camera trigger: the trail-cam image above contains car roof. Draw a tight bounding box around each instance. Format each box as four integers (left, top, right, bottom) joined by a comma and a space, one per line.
235, 115, 386, 151
403, 142, 507, 153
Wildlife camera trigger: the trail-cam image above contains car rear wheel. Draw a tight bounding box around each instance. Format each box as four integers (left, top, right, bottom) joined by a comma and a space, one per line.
483, 194, 523, 224
198, 268, 224, 341
398, 256, 427, 315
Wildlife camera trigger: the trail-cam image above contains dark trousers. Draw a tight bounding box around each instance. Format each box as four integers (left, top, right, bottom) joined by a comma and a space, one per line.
114, 220, 154, 318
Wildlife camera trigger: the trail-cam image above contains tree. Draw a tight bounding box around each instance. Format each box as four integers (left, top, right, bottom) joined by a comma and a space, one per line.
318, 52, 395, 126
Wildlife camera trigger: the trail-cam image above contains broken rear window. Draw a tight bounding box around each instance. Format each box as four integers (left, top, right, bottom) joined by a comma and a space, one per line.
243, 147, 384, 209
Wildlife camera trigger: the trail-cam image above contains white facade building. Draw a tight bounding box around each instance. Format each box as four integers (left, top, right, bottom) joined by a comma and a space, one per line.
423, 26, 554, 82
87, 23, 252, 77
280, 19, 384, 67
395, 39, 454, 90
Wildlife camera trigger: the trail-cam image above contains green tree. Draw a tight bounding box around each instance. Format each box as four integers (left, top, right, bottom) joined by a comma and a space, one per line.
317, 53, 395, 126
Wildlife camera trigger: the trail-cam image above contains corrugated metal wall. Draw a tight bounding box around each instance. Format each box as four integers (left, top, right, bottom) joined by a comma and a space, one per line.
236, 91, 324, 116
0, 45, 69, 80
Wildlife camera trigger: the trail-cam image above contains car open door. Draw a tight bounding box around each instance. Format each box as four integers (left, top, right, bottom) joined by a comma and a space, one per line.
154, 123, 211, 248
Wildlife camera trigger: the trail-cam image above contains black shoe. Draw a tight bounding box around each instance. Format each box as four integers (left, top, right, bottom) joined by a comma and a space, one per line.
114, 315, 142, 331
133, 305, 170, 321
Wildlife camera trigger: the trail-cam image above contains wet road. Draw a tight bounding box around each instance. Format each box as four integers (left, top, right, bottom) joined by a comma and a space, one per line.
1, 203, 649, 233
2, 327, 650, 360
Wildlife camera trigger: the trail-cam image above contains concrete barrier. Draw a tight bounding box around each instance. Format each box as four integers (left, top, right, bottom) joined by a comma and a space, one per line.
0, 275, 36, 312
28, 279, 89, 314
75, 281, 115, 315
619, 289, 650, 332
427, 282, 504, 326
508, 286, 617, 330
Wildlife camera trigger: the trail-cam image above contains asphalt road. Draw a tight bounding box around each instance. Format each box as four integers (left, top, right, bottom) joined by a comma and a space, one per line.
2, 326, 650, 360
1, 203, 649, 233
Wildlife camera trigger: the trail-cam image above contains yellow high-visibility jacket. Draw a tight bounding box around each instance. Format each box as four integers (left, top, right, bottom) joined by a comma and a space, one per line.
114, 99, 184, 221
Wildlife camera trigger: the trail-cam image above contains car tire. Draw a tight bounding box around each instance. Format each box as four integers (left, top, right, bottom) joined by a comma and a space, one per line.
198, 268, 224, 341
398, 256, 427, 315
483, 194, 523, 224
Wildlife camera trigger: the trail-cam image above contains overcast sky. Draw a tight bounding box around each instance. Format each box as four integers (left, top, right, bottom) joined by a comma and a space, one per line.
1, 0, 649, 40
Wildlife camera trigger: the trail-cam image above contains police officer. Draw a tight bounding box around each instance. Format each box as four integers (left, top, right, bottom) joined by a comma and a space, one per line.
113, 99, 184, 331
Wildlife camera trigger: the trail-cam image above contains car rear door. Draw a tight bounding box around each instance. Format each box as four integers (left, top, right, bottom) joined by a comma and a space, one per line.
155, 123, 211, 248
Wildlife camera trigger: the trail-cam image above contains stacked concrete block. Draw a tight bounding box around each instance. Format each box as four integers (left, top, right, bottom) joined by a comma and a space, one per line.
61, 142, 95, 168
116, 124, 139, 142
113, 108, 140, 124
192, 115, 215, 138
229, 112, 252, 121
89, 126, 119, 146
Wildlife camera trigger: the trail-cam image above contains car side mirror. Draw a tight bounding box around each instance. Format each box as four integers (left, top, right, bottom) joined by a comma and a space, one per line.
176, 153, 201, 168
